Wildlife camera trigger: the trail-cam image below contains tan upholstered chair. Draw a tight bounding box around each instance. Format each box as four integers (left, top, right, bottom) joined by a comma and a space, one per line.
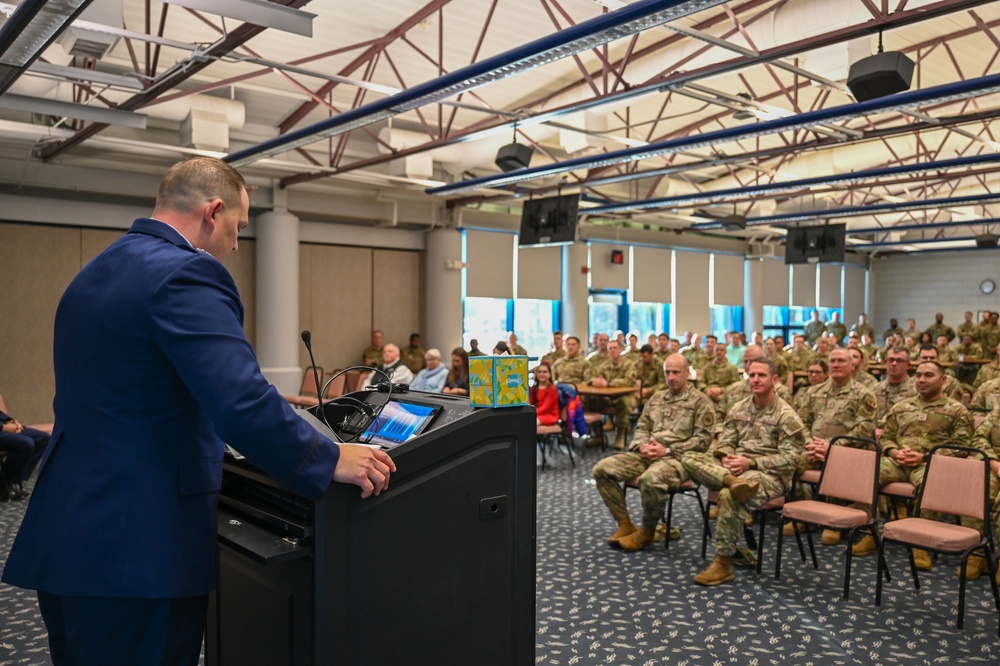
775, 436, 886, 600
284, 367, 324, 408
876, 445, 1000, 634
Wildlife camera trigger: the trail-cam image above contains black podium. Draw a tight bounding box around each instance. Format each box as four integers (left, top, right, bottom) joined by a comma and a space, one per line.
207, 391, 536, 665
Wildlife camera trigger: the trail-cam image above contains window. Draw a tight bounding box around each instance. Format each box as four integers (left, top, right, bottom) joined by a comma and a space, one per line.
588, 291, 623, 342
628, 302, 671, 341
463, 297, 511, 351
462, 296, 558, 357
763, 305, 791, 341
710, 305, 743, 340
513, 299, 558, 357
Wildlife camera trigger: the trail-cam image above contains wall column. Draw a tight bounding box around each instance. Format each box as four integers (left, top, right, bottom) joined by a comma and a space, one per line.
561, 242, 590, 340
744, 258, 764, 338
256, 207, 301, 395
425, 228, 464, 354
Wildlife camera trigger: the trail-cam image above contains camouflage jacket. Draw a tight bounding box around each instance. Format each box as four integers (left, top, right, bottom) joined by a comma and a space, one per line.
711, 394, 805, 485
926, 322, 956, 343
700, 360, 741, 389
880, 395, 973, 455
634, 360, 666, 395
971, 406, 1000, 459
591, 357, 637, 387
715, 379, 794, 434
552, 355, 592, 384
827, 322, 847, 343
786, 348, 814, 373
974, 361, 1000, 389
971, 377, 1000, 412
796, 378, 877, 442
803, 321, 827, 343
631, 385, 715, 456
873, 376, 917, 425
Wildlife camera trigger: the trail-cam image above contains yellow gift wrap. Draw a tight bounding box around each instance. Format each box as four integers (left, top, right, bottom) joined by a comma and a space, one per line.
469, 355, 529, 408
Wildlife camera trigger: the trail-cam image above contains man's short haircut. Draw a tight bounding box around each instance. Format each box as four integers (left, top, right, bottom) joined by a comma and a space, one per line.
565, 336, 580, 345
639, 344, 654, 354
747, 357, 778, 376
919, 344, 939, 357
553, 330, 562, 336
888, 346, 910, 357
704, 334, 717, 342
916, 360, 945, 375
156, 157, 248, 214
808, 359, 829, 373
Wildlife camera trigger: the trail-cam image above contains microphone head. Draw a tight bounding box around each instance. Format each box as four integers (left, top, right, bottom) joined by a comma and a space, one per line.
301, 330, 312, 345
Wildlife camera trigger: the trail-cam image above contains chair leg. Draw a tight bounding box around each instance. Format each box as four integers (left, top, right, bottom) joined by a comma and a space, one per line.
560, 434, 575, 468
537, 437, 547, 471
986, 547, 1000, 637
907, 547, 921, 590
802, 527, 817, 568
774, 519, 786, 580
755, 510, 768, 575
843, 527, 858, 601
876, 537, 887, 607
957, 549, 976, 631
664, 491, 676, 551
701, 499, 714, 559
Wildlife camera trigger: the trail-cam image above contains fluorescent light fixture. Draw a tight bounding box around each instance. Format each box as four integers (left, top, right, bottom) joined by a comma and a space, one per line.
587, 152, 1000, 214
225, 0, 729, 167
0, 0, 94, 94
162, 0, 315, 37
0, 93, 147, 128
427, 71, 1000, 196
27, 61, 144, 90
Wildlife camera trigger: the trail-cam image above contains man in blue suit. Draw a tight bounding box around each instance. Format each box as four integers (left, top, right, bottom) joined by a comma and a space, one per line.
2, 157, 395, 665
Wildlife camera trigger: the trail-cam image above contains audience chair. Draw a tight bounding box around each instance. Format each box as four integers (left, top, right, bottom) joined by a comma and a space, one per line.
880, 481, 916, 521
876, 445, 1000, 634
537, 407, 575, 471
776, 437, 888, 600
624, 478, 706, 551
284, 367, 324, 408
582, 412, 606, 448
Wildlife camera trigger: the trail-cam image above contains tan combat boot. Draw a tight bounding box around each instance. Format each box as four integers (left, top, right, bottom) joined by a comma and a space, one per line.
654, 524, 682, 542
618, 527, 654, 551
913, 548, 933, 570
603, 419, 615, 432
694, 554, 736, 586
607, 521, 637, 546
615, 428, 626, 450
722, 473, 760, 503
851, 535, 877, 556
958, 555, 988, 580
820, 529, 841, 546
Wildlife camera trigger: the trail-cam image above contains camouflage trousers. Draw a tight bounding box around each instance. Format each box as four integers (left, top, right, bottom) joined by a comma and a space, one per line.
881, 458, 1000, 539
593, 453, 688, 531
682, 451, 787, 557
584, 395, 637, 431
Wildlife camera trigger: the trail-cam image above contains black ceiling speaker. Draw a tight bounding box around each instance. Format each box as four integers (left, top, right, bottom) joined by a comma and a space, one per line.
722, 214, 747, 232
495, 143, 533, 172
847, 50, 915, 102
975, 233, 998, 248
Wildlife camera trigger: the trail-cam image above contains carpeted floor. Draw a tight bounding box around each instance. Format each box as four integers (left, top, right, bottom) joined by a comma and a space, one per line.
2, 441, 1000, 665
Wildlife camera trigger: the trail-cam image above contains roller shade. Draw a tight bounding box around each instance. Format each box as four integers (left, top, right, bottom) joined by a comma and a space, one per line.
818, 264, 842, 308
632, 246, 672, 303
673, 251, 711, 334
761, 258, 790, 305
843, 266, 867, 323
466, 230, 514, 299
712, 253, 744, 305
517, 245, 561, 300
791, 264, 817, 307
590, 244, 630, 290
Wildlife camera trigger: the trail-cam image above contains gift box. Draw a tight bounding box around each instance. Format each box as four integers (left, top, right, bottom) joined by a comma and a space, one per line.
469, 355, 529, 408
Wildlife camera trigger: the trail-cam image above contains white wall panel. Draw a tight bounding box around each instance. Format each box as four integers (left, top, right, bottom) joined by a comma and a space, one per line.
633, 246, 673, 303
761, 258, 790, 305
818, 264, 842, 308
466, 230, 514, 299
590, 243, 630, 290
673, 251, 711, 334
517, 245, 562, 300
791, 264, 817, 307
713, 253, 744, 305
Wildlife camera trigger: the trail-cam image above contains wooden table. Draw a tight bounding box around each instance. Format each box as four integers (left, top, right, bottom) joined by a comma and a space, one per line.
574, 384, 639, 398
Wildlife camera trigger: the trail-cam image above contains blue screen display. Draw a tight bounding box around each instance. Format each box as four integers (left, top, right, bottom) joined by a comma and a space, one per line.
363, 400, 438, 445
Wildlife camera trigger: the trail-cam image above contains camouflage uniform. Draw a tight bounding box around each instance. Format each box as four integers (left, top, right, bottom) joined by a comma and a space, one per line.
654, 348, 674, 366
971, 378, 1000, 412
975, 362, 1000, 389
879, 396, 973, 492
795, 378, 877, 471
854, 371, 878, 389
683, 395, 805, 557
772, 354, 791, 386
883, 326, 905, 343
585, 349, 609, 366
980, 324, 1000, 360
872, 376, 917, 426
803, 320, 827, 344
859, 344, 878, 361
552, 355, 592, 384
970, 409, 1000, 538
680, 345, 709, 370
715, 379, 794, 435
957, 321, 980, 342
510, 344, 528, 356
700, 360, 741, 394
400, 345, 426, 375
939, 347, 959, 365
850, 323, 876, 341
942, 374, 965, 402
957, 341, 984, 358
361, 345, 383, 367
541, 348, 566, 365
827, 322, 848, 344
593, 386, 716, 531
786, 348, 814, 374
926, 322, 956, 343
590, 358, 638, 428
634, 360, 666, 397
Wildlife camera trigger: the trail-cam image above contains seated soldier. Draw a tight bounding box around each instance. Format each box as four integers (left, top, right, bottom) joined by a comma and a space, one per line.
588, 339, 638, 449
786, 334, 814, 390
975, 342, 1000, 389
971, 377, 1000, 413
793, 359, 829, 413
683, 357, 805, 584
633, 344, 666, 406
700, 342, 741, 402
918, 344, 964, 401
713, 345, 794, 437
593, 355, 715, 551
847, 346, 878, 389
551, 336, 591, 385
971, 407, 1000, 583
861, 361, 974, 568
872, 347, 917, 438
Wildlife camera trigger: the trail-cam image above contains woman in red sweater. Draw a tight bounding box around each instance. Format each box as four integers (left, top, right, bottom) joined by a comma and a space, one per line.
530, 361, 560, 426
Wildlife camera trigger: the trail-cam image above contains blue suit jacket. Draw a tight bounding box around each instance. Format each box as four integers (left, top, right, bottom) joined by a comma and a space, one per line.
2, 219, 340, 598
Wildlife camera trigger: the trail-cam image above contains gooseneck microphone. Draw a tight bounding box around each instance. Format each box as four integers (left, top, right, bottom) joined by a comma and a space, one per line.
301, 329, 329, 427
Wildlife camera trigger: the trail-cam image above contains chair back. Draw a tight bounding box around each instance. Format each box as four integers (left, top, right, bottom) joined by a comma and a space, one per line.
974, 414, 987, 430
300, 367, 323, 398
917, 445, 989, 522
323, 371, 347, 399
345, 369, 366, 393
817, 438, 880, 507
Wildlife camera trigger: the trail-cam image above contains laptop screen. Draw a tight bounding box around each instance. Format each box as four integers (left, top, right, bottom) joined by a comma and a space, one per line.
362, 399, 441, 448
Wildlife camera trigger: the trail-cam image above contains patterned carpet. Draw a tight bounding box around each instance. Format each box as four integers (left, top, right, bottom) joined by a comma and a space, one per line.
2, 443, 1000, 665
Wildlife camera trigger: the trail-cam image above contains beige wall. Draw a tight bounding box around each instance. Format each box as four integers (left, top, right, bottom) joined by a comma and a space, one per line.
0, 223, 419, 423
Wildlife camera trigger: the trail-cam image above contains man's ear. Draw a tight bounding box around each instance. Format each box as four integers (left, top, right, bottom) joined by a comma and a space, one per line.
204, 198, 224, 229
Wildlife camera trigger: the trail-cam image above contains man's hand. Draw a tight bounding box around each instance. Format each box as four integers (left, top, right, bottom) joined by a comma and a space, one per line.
333, 444, 397, 498
1, 420, 22, 434
591, 376, 609, 388
892, 447, 924, 468
705, 386, 723, 400
804, 437, 830, 463
638, 440, 667, 461
722, 454, 752, 476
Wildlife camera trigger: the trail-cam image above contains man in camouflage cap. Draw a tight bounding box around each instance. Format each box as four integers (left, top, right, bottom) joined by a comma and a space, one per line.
867, 360, 974, 569
683, 357, 805, 585
594, 355, 715, 551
